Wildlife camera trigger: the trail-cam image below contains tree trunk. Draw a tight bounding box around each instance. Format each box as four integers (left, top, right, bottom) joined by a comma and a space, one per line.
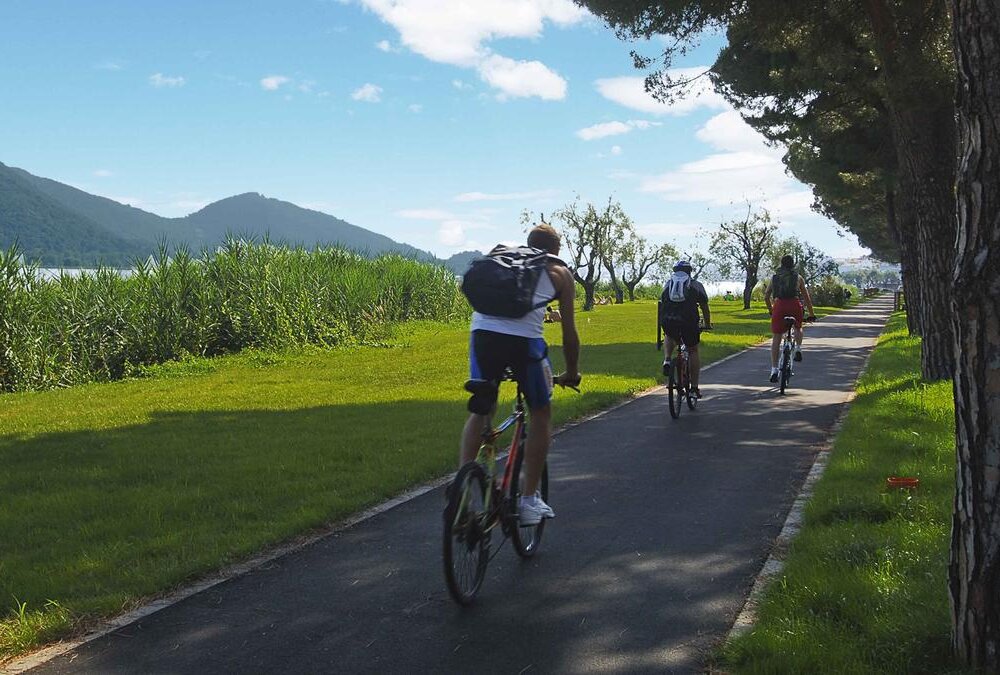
949, 1, 1000, 668
742, 274, 757, 310
887, 186, 923, 335
625, 282, 637, 302
582, 283, 596, 311
614, 287, 624, 304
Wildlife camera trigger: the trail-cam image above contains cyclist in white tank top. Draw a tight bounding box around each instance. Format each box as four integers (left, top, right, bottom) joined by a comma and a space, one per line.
460, 223, 581, 526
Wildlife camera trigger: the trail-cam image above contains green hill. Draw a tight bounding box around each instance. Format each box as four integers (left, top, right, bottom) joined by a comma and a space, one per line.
0, 162, 446, 267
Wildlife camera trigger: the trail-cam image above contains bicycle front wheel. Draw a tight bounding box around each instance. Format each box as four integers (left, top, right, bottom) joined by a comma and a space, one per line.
668, 358, 682, 419
510, 437, 548, 558
443, 462, 491, 605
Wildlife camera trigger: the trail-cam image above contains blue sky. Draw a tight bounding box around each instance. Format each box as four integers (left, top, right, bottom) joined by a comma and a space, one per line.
0, 0, 869, 260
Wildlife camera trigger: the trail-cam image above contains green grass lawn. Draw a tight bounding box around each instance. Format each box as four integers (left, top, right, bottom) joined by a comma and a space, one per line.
0, 299, 847, 660
720, 312, 966, 674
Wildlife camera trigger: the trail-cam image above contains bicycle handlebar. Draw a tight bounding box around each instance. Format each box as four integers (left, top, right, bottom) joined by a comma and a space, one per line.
553, 376, 581, 393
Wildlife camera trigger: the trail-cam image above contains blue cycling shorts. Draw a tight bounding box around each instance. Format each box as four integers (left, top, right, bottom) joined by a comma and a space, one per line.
468, 330, 553, 413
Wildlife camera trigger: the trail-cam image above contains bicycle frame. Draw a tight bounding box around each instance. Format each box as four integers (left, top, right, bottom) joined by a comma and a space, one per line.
468, 384, 526, 530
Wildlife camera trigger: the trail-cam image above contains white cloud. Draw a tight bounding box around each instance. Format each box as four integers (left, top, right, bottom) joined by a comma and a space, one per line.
356, 0, 584, 100
376, 39, 393, 52
453, 189, 556, 202
351, 83, 383, 102
610, 145, 622, 156
575, 119, 660, 141
637, 111, 826, 228
695, 110, 772, 153
408, 103, 423, 113
576, 121, 630, 140
452, 79, 470, 90
260, 75, 291, 91
478, 54, 566, 100
595, 67, 727, 116
439, 219, 469, 246
93, 169, 113, 178
96, 60, 123, 71
397, 204, 499, 248
149, 73, 185, 88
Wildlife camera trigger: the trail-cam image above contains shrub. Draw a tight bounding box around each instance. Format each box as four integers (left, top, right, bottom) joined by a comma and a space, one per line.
811, 275, 849, 307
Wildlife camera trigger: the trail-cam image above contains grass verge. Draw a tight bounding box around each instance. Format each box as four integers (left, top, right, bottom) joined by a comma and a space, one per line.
720, 312, 966, 674
0, 298, 848, 661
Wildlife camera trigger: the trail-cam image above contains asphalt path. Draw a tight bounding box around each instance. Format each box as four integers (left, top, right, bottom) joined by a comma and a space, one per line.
27, 297, 893, 674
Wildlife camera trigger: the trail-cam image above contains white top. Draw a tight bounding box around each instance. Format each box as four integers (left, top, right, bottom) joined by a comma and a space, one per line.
470, 269, 557, 338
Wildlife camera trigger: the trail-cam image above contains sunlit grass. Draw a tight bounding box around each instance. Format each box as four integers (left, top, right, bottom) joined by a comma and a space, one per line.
0, 298, 849, 660
719, 313, 966, 674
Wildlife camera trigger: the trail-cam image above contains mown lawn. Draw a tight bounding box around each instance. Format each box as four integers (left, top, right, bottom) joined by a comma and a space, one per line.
720, 312, 966, 674
0, 299, 846, 660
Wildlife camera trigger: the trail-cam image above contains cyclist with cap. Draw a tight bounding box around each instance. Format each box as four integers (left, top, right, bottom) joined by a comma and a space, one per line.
658, 260, 712, 398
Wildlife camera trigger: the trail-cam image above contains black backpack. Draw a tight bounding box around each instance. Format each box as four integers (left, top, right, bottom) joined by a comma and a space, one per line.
773, 269, 799, 299
461, 245, 563, 318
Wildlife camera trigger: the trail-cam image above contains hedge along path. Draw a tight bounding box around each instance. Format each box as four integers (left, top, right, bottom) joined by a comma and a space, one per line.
0, 298, 849, 661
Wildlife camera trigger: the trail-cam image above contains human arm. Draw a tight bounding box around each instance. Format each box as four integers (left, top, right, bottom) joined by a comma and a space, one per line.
764, 281, 773, 314
552, 266, 580, 386
798, 277, 816, 318
694, 282, 712, 329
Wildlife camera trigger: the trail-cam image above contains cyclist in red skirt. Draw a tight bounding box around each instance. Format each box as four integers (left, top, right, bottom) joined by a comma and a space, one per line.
764, 255, 816, 382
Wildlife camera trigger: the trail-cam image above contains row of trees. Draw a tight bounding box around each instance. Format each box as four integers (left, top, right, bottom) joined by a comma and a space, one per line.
530, 198, 677, 310
544, 198, 840, 312
577, 0, 999, 666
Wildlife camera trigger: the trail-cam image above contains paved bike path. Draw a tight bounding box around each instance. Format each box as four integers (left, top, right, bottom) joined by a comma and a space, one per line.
27, 297, 893, 674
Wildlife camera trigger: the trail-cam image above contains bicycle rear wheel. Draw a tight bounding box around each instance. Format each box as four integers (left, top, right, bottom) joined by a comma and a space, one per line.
668, 358, 683, 419
684, 358, 698, 410
509, 433, 548, 558
443, 462, 491, 605
779, 345, 790, 395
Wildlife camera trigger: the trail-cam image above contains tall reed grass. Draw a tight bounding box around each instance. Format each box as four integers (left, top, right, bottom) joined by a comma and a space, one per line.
0, 240, 467, 391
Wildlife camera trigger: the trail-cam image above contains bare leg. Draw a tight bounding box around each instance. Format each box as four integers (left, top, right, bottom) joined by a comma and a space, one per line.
794, 324, 804, 348
689, 345, 701, 389
460, 412, 491, 465
664, 336, 677, 366
522, 404, 552, 495
770, 334, 782, 367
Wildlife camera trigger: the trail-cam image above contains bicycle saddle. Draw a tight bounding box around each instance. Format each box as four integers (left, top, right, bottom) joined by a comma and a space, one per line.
783, 316, 797, 324
464, 378, 498, 396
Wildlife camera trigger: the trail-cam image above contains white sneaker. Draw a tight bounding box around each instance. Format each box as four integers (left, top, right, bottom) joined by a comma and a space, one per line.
519, 493, 555, 526
769, 367, 779, 383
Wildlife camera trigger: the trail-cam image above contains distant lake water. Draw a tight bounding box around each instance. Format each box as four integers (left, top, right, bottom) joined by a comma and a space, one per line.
37, 268, 132, 280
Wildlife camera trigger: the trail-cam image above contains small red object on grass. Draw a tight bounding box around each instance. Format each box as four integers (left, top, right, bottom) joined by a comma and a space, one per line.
886, 476, 920, 489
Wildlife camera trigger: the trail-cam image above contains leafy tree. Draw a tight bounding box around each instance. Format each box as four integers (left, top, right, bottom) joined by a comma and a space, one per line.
594, 199, 633, 304
577, 0, 956, 380
766, 236, 839, 287
619, 236, 677, 301
708, 205, 777, 309
548, 199, 607, 311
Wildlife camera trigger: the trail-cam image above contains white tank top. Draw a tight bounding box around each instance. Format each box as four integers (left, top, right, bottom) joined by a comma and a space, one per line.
470, 269, 557, 338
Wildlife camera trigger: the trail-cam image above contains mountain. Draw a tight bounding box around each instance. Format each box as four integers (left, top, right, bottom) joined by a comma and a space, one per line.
182, 193, 431, 259
0, 162, 439, 267
0, 164, 146, 266
442, 250, 481, 274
